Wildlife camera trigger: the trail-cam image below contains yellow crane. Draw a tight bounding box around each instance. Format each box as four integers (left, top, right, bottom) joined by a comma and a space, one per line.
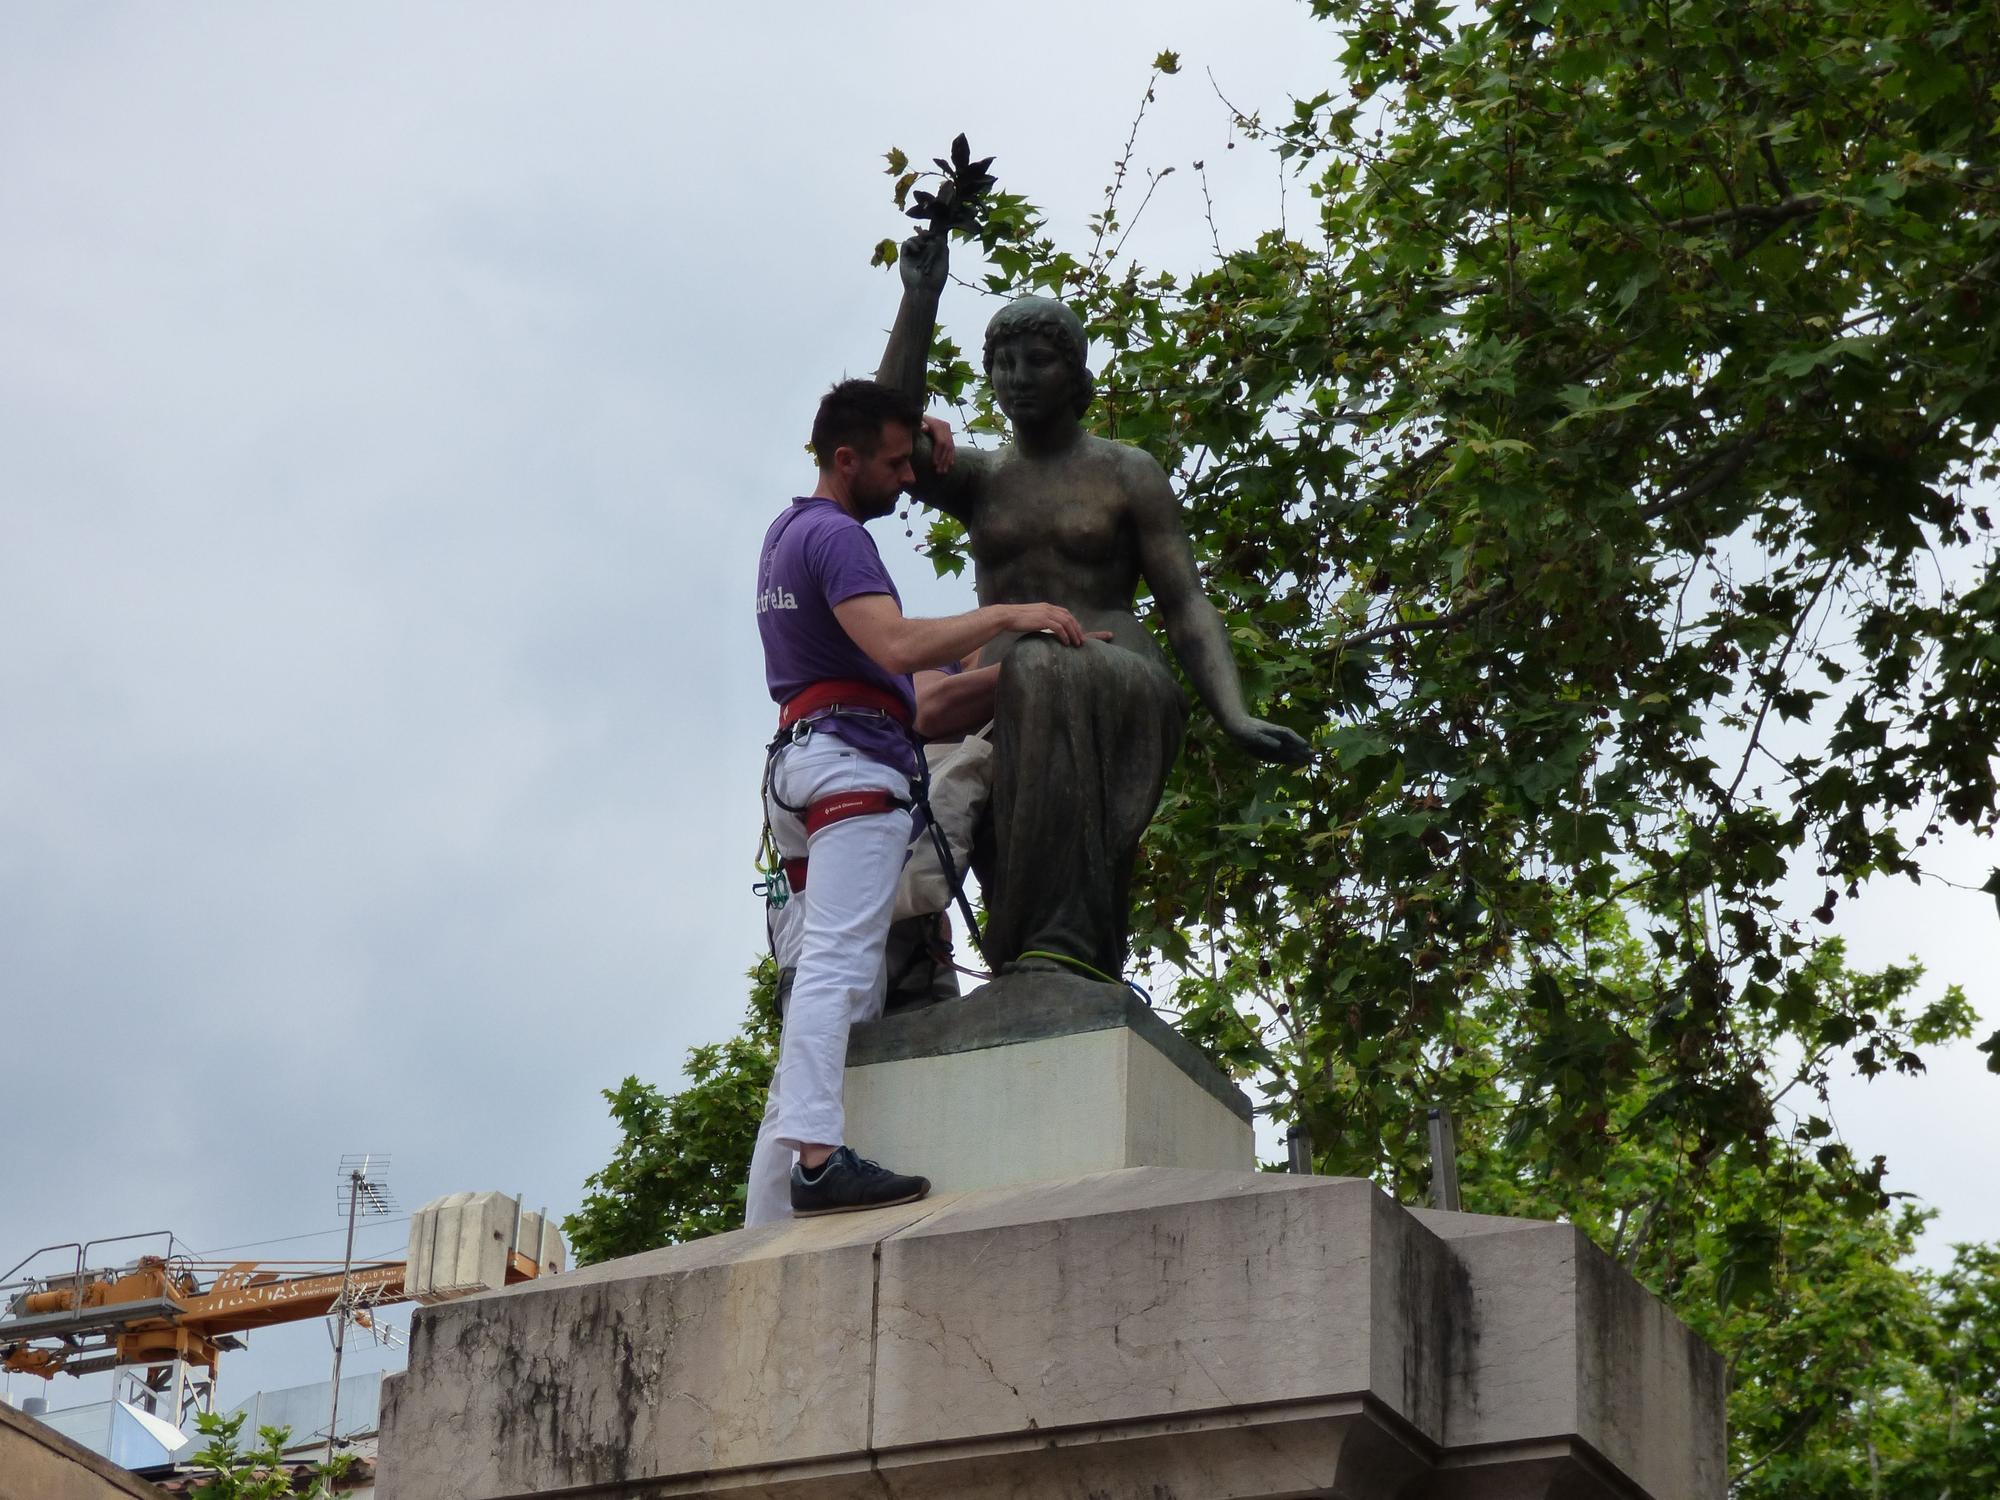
1, 1194, 563, 1424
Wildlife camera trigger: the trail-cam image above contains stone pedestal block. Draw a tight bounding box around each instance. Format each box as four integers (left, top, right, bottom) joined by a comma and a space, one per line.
1411, 1208, 1728, 1498
842, 972, 1254, 1193
378, 1169, 1724, 1500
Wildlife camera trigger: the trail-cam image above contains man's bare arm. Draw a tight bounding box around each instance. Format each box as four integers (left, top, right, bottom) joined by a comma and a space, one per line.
915, 629, 1117, 739
913, 661, 1000, 740
833, 593, 1084, 678
1128, 456, 1311, 764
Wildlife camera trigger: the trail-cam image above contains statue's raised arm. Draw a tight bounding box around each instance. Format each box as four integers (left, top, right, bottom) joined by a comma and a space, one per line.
875, 232, 945, 405
876, 232, 984, 519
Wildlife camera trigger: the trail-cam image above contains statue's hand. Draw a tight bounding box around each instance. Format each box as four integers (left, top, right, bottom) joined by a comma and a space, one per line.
1225, 715, 1312, 765
899, 230, 949, 299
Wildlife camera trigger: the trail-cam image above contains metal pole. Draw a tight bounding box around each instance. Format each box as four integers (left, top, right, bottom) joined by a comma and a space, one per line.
1285, 1124, 1315, 1175
1427, 1107, 1462, 1212
326, 1169, 361, 1467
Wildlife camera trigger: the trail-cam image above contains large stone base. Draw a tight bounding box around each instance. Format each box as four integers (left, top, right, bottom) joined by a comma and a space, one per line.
378, 1169, 1724, 1500
843, 973, 1254, 1192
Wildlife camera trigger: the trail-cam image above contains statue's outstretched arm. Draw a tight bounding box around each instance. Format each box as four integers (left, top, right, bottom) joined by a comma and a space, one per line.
875, 233, 983, 520
877, 234, 944, 404
1130, 455, 1311, 765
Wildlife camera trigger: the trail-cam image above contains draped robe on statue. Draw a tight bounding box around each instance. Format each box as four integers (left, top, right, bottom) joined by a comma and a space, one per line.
975, 635, 1187, 978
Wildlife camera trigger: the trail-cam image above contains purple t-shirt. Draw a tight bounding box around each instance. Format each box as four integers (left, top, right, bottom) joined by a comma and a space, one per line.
757, 497, 918, 775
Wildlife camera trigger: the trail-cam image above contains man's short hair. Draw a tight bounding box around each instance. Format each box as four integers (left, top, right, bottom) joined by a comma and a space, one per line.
810, 379, 922, 468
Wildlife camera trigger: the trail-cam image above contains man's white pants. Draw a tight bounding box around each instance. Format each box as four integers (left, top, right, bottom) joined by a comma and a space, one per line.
745, 729, 911, 1228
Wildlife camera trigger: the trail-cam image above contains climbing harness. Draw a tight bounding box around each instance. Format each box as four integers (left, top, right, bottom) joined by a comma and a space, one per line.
748, 503, 973, 955
753, 678, 1150, 1002
753, 681, 989, 968
753, 695, 1159, 1002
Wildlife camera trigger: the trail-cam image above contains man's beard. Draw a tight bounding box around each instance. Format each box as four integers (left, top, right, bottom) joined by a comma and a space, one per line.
853, 484, 901, 520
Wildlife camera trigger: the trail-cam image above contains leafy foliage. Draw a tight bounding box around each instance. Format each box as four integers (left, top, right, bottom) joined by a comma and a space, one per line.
186, 1411, 349, 1500
890, 0, 2000, 1224
886, 0, 2000, 1481
907, 133, 998, 237
872, 135, 999, 267
572, 0, 2000, 1486
562, 959, 778, 1265
1430, 917, 1996, 1493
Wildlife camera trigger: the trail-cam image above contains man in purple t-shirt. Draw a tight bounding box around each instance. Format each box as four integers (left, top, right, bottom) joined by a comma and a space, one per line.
747, 378, 1085, 1222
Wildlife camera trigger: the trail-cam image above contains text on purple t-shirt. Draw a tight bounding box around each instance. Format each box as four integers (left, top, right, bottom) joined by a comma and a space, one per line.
757, 497, 918, 774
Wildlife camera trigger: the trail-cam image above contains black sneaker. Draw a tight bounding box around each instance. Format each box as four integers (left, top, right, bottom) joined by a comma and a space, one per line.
790, 1147, 931, 1217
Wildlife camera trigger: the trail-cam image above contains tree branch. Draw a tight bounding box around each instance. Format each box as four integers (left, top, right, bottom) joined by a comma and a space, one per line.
1662, 194, 1824, 234
1723, 561, 1841, 805
1640, 427, 1769, 521
1620, 1192, 1669, 1271
1088, 72, 1162, 281
1335, 590, 1509, 649
1757, 136, 1794, 201
1732, 1408, 1823, 1485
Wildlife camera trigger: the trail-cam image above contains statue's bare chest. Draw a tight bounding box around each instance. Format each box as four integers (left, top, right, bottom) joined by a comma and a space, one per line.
970, 458, 1138, 574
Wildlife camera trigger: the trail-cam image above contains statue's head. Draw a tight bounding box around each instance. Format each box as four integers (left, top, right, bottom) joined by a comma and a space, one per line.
982, 296, 1094, 424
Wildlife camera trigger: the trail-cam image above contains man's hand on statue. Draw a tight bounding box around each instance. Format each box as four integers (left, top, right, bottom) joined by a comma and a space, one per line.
1004, 602, 1086, 646
1226, 716, 1313, 765
899, 231, 949, 298
921, 415, 956, 474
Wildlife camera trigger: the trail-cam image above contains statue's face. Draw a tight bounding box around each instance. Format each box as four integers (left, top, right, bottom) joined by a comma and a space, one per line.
989, 332, 1074, 427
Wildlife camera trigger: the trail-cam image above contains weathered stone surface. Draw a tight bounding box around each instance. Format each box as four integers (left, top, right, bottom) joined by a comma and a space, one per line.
1431, 1443, 1646, 1499
851, 972, 1251, 1122
872, 1171, 1446, 1447
378, 1169, 1723, 1500
382, 1204, 938, 1498
1121, 1018, 1256, 1168
869, 1404, 1430, 1499
842, 975, 1254, 1195
0, 1401, 169, 1500
1414, 1208, 1727, 1500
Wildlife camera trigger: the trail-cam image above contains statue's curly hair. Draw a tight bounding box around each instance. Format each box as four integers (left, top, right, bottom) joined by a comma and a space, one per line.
982, 296, 1095, 419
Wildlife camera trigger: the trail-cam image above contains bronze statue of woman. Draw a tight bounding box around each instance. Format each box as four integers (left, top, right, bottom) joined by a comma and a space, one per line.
878, 233, 1309, 980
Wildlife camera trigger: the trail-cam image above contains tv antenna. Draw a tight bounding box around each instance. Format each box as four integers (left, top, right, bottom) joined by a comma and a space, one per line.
326, 1154, 397, 1465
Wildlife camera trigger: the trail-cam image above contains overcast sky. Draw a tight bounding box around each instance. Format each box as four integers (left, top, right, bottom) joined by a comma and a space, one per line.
3, 2, 1993, 1416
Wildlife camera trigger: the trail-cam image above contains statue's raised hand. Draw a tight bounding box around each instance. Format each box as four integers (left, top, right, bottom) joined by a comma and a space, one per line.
1224, 715, 1312, 765
899, 231, 949, 300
